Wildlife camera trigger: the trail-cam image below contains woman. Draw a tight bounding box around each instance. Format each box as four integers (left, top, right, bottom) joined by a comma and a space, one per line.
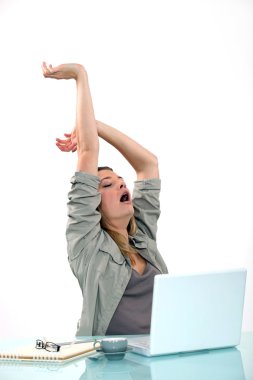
42, 62, 168, 336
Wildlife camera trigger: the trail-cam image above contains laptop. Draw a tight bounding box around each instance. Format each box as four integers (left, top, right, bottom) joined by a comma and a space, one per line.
128, 268, 247, 356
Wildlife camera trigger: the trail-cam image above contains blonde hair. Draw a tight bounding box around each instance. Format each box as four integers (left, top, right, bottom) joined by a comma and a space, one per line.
102, 216, 137, 265
98, 166, 137, 265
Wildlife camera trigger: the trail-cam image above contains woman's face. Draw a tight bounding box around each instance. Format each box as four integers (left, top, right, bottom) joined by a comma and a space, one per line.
98, 169, 134, 227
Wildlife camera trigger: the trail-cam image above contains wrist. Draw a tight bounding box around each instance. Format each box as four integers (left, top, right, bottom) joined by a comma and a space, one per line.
76, 65, 87, 80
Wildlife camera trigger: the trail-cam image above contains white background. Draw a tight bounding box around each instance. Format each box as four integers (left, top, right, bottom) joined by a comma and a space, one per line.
0, 0, 252, 339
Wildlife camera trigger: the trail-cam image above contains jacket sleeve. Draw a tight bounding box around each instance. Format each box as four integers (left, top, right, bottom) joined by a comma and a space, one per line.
66, 171, 102, 265
132, 178, 161, 241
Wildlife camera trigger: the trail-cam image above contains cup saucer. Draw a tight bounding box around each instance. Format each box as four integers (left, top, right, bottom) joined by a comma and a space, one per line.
96, 347, 133, 360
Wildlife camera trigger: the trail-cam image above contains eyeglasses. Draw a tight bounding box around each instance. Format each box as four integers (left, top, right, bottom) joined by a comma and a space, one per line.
35, 338, 97, 353
35, 339, 60, 352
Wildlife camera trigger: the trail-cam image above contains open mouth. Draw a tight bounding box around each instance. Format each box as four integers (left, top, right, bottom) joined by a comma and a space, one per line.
120, 191, 130, 202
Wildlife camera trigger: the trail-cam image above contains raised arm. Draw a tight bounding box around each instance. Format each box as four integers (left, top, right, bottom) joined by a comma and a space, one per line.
56, 120, 158, 180
97, 121, 159, 180
42, 62, 98, 175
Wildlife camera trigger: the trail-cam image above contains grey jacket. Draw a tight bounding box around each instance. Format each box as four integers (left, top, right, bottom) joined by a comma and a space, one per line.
66, 172, 168, 336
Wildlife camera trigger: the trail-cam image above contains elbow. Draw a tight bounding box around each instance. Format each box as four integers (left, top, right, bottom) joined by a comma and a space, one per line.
76, 128, 99, 154
151, 153, 159, 168
137, 154, 160, 180
147, 152, 159, 171
77, 136, 99, 155
148, 154, 160, 178
77, 143, 99, 155
77, 147, 99, 174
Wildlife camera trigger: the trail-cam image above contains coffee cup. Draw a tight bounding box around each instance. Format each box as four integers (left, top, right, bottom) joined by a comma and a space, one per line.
93, 337, 128, 359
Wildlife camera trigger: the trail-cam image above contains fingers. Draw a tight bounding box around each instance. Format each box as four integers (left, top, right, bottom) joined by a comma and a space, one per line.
56, 137, 77, 152
56, 142, 70, 152
56, 144, 66, 152
56, 143, 76, 152
42, 61, 52, 77
42, 61, 59, 78
56, 137, 71, 144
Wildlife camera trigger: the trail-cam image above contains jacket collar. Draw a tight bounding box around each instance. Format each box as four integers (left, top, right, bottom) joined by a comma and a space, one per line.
129, 232, 148, 249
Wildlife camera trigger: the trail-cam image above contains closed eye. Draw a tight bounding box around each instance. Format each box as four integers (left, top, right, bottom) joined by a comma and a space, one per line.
103, 183, 112, 188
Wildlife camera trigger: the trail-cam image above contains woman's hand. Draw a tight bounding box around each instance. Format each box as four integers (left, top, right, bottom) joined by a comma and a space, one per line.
56, 131, 77, 152
42, 61, 84, 153
43, 60, 98, 173
42, 62, 86, 80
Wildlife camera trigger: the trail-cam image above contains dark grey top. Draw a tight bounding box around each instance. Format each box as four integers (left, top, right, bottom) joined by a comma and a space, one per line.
106, 261, 161, 335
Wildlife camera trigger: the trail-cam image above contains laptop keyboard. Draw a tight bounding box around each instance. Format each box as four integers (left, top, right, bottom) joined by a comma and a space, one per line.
128, 336, 150, 349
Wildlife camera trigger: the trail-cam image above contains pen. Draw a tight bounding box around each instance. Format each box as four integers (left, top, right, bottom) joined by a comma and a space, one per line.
56, 339, 96, 346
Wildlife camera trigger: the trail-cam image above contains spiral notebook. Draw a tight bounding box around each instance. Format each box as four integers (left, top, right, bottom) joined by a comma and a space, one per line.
0, 340, 95, 363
